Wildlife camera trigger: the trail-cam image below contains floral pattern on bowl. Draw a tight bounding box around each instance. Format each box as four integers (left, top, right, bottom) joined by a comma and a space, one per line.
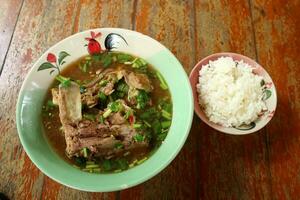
37, 31, 129, 75
189, 52, 277, 135
16, 28, 194, 192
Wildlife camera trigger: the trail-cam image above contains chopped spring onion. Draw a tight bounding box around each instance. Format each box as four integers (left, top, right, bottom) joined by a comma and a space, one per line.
117, 159, 129, 170
98, 91, 107, 101
161, 121, 172, 129
124, 110, 131, 119
85, 56, 92, 60
158, 99, 172, 113
99, 80, 108, 86
75, 79, 82, 85
117, 82, 129, 92
72, 165, 80, 169
93, 168, 101, 173
157, 132, 167, 141
161, 128, 169, 133
125, 57, 138, 65
86, 161, 95, 165
125, 57, 147, 68
156, 71, 168, 90
47, 100, 56, 107
116, 53, 133, 63
143, 120, 151, 127
108, 95, 113, 102
82, 147, 88, 158
85, 164, 100, 169
129, 159, 138, 168
109, 101, 122, 112
101, 53, 113, 67
103, 101, 123, 118
79, 61, 90, 73
91, 52, 113, 67
114, 143, 124, 149
133, 134, 144, 142
98, 115, 104, 124
45, 100, 56, 111
133, 123, 142, 129
140, 108, 159, 120
132, 58, 147, 68
103, 109, 112, 118
137, 157, 147, 164
83, 114, 96, 121
161, 110, 172, 120
55, 75, 71, 87
139, 58, 147, 66
102, 160, 112, 171
136, 90, 150, 109
152, 120, 162, 135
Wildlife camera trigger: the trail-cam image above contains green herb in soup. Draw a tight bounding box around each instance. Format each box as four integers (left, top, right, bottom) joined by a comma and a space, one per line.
42, 52, 172, 173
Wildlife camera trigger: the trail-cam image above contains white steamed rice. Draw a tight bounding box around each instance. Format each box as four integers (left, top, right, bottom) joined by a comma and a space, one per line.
196, 56, 267, 127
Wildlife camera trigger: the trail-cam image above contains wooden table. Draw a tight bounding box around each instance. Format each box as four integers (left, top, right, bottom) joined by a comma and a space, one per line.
0, 0, 299, 199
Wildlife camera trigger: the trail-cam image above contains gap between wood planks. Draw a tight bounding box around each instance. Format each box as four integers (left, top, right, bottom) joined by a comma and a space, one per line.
0, 0, 274, 198
192, 0, 201, 199
0, 0, 25, 77
247, 0, 273, 198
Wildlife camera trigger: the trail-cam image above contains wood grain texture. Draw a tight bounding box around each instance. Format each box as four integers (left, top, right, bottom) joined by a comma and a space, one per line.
250, 0, 300, 199
194, 0, 272, 199
0, 0, 23, 74
120, 1, 198, 199
0, 0, 80, 199
40, 0, 134, 198
0, 0, 299, 199
0, 0, 133, 199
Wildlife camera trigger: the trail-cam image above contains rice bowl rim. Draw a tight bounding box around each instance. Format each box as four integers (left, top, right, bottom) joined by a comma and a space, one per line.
189, 52, 277, 135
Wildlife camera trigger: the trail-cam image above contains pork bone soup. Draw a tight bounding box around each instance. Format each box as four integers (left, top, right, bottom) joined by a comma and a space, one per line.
42, 52, 172, 173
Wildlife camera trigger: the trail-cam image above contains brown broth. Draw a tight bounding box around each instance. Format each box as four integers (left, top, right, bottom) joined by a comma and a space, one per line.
42, 52, 172, 172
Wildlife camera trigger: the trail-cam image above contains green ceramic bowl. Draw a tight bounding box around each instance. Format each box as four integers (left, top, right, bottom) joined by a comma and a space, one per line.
16, 28, 194, 192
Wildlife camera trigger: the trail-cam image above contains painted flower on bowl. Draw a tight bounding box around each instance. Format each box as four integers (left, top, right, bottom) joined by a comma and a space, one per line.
38, 51, 70, 74
85, 31, 102, 55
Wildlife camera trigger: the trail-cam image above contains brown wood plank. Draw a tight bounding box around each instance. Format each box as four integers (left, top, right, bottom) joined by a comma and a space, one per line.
194, 0, 272, 199
0, 0, 23, 75
0, 0, 298, 199
41, 1, 134, 199
0, 0, 81, 198
250, 0, 300, 199
120, 1, 198, 199
0, 0, 133, 199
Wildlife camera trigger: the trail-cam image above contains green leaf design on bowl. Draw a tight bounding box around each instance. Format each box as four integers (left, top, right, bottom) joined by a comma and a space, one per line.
58, 51, 70, 65
38, 51, 70, 75
235, 122, 256, 130
37, 62, 55, 71
263, 89, 272, 100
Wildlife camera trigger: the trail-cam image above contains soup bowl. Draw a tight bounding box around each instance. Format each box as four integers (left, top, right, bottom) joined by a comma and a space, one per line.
16, 28, 194, 191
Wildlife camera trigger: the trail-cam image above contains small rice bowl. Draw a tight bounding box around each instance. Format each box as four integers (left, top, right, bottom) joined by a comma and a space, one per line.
196, 56, 267, 127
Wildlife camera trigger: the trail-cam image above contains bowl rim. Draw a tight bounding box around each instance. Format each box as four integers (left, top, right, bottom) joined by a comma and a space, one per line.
189, 52, 277, 135
16, 27, 194, 191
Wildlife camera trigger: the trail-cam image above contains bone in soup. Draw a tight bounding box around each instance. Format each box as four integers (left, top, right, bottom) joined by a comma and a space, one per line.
42, 51, 172, 173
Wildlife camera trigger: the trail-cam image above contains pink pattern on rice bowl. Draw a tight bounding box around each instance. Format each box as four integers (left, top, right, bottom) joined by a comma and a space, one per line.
189, 52, 277, 135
